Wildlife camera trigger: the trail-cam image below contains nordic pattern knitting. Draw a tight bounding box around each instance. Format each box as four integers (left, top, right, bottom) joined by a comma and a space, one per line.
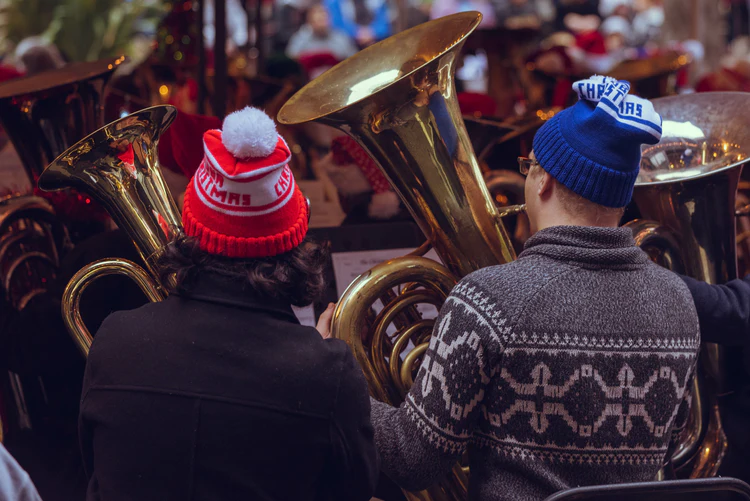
371, 225, 700, 500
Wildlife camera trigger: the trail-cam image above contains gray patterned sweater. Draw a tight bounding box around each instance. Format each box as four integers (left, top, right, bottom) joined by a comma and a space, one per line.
371, 225, 700, 500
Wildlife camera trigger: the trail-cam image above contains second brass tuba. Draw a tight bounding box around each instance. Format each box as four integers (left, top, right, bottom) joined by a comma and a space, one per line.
278, 12, 521, 501
627, 92, 750, 478
37, 105, 183, 356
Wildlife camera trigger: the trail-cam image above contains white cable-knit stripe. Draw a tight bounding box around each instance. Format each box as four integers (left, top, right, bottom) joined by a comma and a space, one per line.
193, 171, 296, 216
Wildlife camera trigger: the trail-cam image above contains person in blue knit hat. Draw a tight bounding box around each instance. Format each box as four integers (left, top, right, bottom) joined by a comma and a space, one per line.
366, 76, 701, 500
528, 74, 662, 214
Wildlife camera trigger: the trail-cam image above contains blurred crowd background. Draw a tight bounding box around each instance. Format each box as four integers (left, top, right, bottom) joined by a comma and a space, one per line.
3, 3, 750, 499
0, 0, 748, 243
0, 0, 745, 255
0, 1, 747, 206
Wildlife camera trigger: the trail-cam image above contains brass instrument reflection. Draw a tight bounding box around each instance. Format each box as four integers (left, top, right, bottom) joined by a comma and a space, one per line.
628, 92, 750, 478
38, 106, 182, 356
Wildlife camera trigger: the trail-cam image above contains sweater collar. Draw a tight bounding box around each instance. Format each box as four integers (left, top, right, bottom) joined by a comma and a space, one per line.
174, 271, 300, 323
519, 225, 650, 267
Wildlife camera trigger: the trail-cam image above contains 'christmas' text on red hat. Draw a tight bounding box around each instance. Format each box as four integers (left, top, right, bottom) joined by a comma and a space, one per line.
182, 107, 309, 258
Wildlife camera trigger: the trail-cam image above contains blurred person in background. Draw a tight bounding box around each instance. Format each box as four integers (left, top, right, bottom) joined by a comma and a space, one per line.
316, 134, 404, 223
492, 0, 555, 30
13, 37, 66, 75
632, 0, 664, 47
599, 0, 632, 20
324, 0, 392, 47
274, 0, 312, 52
203, 0, 249, 56
600, 15, 632, 53
286, 4, 358, 62
564, 13, 616, 73
405, 0, 431, 28
430, 0, 497, 27
554, 0, 599, 32
727, 0, 750, 43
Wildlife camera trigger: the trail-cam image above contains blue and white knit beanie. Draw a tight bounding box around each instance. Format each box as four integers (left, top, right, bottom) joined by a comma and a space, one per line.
532, 75, 662, 208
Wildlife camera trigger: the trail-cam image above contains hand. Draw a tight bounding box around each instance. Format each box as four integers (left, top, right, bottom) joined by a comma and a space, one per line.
316, 303, 336, 339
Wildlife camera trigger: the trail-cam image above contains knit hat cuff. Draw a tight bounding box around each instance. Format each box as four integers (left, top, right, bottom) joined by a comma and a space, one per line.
182, 182, 309, 258
533, 114, 639, 208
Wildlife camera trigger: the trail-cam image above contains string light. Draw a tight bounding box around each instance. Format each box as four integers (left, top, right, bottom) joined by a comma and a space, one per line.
174, 51, 183, 61
159, 85, 169, 96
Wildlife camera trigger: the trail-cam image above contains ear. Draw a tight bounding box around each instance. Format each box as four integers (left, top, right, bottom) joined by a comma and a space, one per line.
537, 170, 554, 200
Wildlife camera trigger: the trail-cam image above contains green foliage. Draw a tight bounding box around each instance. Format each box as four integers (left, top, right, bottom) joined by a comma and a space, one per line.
1, 0, 168, 62
0, 0, 59, 44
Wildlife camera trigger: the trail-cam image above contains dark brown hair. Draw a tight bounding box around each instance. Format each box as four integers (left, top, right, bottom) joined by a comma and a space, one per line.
158, 235, 329, 307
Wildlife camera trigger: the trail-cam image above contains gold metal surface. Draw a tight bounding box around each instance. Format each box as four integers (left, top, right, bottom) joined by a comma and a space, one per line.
37, 105, 182, 355
279, 12, 516, 278
278, 12, 517, 500
0, 57, 125, 184
627, 92, 750, 477
62, 258, 164, 357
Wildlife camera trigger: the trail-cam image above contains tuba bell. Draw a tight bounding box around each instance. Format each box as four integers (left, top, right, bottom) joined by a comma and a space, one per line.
278, 12, 522, 501
0, 57, 126, 185
627, 92, 750, 478
37, 105, 182, 356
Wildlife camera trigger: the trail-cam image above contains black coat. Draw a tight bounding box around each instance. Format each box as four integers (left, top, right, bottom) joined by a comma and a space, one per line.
79, 272, 378, 501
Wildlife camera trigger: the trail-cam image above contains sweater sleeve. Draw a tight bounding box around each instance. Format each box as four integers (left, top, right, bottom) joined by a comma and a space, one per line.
681, 275, 750, 345
324, 343, 379, 501
370, 287, 499, 492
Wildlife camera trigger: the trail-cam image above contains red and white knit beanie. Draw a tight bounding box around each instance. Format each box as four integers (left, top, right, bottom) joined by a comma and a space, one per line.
182, 107, 309, 258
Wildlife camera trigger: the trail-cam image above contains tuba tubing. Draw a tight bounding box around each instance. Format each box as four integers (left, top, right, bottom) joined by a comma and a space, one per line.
626, 92, 750, 477
62, 258, 165, 357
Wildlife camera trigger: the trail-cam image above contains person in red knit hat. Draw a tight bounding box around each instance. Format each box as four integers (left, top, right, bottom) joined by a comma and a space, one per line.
78, 107, 378, 501
181, 107, 310, 257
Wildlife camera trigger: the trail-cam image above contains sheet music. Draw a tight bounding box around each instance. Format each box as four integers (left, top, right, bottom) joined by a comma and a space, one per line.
292, 304, 316, 327
293, 246, 442, 329
331, 247, 442, 320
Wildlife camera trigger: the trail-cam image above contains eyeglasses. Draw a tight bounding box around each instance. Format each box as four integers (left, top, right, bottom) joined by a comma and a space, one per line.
518, 157, 539, 176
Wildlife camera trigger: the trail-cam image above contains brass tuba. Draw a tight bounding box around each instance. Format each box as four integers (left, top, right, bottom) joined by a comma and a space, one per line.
627, 92, 750, 478
278, 12, 522, 501
0, 57, 126, 185
37, 105, 183, 356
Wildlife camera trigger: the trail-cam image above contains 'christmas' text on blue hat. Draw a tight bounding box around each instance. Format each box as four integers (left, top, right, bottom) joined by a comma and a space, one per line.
532, 75, 662, 208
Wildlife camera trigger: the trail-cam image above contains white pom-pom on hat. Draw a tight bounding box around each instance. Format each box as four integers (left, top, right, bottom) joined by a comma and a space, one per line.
221, 107, 279, 159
